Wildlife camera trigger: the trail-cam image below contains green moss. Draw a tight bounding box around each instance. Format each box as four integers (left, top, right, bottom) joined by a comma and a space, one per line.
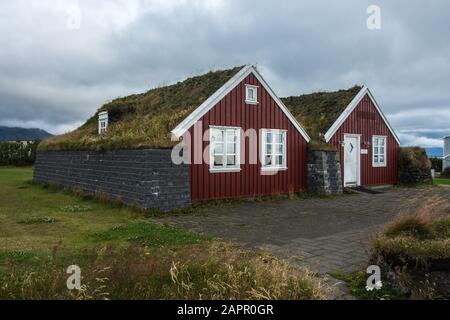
39, 66, 244, 152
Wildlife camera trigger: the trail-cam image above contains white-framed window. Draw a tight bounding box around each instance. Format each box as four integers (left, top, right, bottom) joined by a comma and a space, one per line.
245, 85, 258, 104
209, 126, 241, 172
261, 129, 287, 170
372, 135, 387, 167
99, 121, 107, 133
98, 111, 108, 134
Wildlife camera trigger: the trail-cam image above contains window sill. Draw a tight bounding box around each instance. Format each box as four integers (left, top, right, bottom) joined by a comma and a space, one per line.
245, 100, 259, 105
261, 167, 288, 172
209, 168, 242, 173
372, 164, 387, 168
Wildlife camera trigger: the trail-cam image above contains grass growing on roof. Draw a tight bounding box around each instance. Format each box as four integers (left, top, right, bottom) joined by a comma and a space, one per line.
39, 66, 244, 152
282, 86, 362, 139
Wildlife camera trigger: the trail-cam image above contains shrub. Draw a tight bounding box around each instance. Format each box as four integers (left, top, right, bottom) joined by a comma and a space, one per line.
0, 140, 40, 166
398, 147, 432, 184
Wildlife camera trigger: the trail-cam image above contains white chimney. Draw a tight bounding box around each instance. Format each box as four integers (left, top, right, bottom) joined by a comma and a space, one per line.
98, 111, 108, 134
444, 136, 450, 171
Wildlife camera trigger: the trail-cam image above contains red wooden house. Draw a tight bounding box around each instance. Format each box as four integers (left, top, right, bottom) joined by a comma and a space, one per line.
171, 65, 311, 201
37, 65, 400, 211
283, 86, 400, 188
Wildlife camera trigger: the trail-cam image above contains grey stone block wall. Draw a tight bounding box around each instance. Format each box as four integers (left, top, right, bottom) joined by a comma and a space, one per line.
34, 149, 191, 212
307, 150, 343, 195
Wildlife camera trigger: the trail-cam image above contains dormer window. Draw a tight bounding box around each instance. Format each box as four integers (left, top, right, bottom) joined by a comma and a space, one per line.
98, 111, 108, 134
245, 85, 258, 104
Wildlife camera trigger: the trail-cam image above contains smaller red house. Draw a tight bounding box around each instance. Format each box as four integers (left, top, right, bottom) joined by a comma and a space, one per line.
283, 86, 400, 188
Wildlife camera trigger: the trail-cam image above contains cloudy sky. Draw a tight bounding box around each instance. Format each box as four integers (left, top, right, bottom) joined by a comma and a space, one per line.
1, 0, 449, 148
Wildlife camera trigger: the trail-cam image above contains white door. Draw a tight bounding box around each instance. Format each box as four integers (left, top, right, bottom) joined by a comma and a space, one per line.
344, 135, 360, 187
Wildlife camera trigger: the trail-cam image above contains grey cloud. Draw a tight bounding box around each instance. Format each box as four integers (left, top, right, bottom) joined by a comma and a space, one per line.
0, 0, 449, 142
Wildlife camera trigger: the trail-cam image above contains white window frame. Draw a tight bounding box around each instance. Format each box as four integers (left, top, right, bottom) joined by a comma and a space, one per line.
245, 84, 258, 105
261, 129, 287, 171
372, 135, 387, 167
98, 111, 108, 134
209, 126, 241, 173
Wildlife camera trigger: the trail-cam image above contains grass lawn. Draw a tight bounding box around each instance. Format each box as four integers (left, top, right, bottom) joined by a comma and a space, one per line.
0, 166, 324, 300
434, 178, 450, 186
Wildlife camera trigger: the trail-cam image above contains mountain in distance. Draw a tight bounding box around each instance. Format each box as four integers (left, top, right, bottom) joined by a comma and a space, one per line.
426, 147, 443, 158
0, 126, 53, 142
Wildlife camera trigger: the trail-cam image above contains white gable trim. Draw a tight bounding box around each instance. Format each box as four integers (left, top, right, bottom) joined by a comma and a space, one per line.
324, 86, 401, 145
171, 65, 311, 142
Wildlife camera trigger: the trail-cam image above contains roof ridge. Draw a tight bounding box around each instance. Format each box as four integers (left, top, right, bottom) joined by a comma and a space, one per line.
282, 85, 364, 99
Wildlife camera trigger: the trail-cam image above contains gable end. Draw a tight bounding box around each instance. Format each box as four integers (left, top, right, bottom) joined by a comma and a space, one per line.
324, 86, 400, 144
171, 65, 311, 143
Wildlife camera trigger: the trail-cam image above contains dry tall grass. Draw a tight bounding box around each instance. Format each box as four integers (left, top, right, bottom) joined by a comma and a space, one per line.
372, 196, 450, 299
0, 243, 327, 300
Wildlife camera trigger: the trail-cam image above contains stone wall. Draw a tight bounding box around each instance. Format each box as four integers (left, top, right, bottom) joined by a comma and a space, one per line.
307, 150, 343, 195
34, 149, 191, 212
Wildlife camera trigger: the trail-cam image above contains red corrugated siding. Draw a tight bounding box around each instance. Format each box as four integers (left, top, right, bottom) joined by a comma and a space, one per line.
187, 73, 308, 201
329, 94, 399, 186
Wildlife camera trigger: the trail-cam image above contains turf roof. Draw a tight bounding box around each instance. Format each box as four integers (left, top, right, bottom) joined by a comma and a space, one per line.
39, 66, 245, 151
282, 85, 363, 140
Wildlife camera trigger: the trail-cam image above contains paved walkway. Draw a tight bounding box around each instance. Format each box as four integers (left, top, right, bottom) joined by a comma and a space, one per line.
157, 187, 448, 275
